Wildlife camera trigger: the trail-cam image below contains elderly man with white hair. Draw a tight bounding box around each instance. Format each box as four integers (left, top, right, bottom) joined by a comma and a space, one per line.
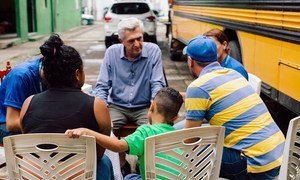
95, 17, 166, 176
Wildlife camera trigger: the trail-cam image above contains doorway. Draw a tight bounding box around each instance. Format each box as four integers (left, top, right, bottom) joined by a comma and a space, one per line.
0, 0, 16, 36
27, 0, 36, 33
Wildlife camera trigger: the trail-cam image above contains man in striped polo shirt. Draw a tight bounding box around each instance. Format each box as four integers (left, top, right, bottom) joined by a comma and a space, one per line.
183, 36, 285, 179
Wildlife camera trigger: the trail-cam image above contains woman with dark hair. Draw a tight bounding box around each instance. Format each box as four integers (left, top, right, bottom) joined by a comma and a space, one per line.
204, 28, 248, 80
19, 34, 114, 179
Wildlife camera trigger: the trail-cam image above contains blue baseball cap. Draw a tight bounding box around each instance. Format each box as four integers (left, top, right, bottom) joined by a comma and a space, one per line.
183, 36, 217, 62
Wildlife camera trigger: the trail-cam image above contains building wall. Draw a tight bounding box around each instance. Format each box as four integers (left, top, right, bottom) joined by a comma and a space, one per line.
16, 0, 28, 41
9, 0, 81, 43
55, 0, 81, 32
35, 0, 52, 34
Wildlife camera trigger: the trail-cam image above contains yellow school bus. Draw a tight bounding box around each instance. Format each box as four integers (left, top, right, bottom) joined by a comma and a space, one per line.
170, 0, 300, 115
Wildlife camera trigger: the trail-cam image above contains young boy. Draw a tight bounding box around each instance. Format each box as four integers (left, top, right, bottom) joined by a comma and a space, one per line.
65, 87, 184, 180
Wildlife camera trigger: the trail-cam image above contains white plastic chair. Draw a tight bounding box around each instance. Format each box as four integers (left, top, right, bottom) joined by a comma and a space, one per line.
278, 116, 300, 180
3, 133, 97, 180
248, 73, 262, 95
145, 126, 225, 180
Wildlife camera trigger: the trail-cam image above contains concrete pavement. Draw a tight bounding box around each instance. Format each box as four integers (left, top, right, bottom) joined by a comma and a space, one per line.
0, 22, 104, 69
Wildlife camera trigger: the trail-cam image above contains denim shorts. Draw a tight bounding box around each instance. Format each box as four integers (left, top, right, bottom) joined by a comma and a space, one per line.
220, 147, 279, 180
220, 147, 248, 180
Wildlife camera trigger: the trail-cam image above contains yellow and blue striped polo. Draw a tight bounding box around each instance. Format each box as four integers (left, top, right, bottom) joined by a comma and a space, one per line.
185, 62, 285, 173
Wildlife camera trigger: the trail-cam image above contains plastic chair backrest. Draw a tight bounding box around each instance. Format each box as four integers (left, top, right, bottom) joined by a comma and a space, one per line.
145, 126, 225, 180
248, 73, 262, 95
4, 133, 97, 180
279, 116, 300, 180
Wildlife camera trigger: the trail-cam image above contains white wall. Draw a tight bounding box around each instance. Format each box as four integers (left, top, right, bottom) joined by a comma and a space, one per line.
82, 0, 114, 21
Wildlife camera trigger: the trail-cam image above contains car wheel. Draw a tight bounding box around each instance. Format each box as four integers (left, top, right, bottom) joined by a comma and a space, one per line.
170, 38, 184, 61
148, 35, 157, 44
105, 37, 113, 48
81, 19, 88, 25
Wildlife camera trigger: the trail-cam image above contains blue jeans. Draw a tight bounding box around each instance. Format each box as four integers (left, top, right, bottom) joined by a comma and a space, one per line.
220, 147, 248, 179
248, 167, 280, 180
173, 120, 210, 130
0, 123, 13, 144
173, 120, 185, 130
221, 147, 279, 180
97, 154, 114, 180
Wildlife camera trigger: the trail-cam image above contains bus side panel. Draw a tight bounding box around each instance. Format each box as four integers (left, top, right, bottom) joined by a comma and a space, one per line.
172, 16, 221, 44
253, 35, 282, 90
238, 31, 255, 72
280, 42, 300, 101
238, 32, 281, 91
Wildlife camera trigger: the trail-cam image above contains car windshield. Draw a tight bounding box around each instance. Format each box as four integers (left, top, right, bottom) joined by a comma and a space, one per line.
111, 3, 150, 14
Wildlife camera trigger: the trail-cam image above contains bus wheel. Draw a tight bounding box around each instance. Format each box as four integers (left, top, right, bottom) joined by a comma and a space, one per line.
170, 38, 184, 61
228, 40, 242, 63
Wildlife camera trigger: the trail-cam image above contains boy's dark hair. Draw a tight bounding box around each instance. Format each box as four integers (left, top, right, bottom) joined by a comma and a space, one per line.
40, 34, 83, 88
155, 87, 184, 125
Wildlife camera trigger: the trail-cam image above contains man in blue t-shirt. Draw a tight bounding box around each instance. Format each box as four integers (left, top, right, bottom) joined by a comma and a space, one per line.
0, 58, 45, 143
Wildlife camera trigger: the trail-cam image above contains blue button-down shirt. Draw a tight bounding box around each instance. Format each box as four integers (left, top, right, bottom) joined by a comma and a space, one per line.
95, 42, 166, 108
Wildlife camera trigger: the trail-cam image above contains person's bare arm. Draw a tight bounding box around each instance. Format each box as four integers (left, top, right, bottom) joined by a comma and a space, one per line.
65, 128, 129, 152
19, 96, 33, 133
94, 98, 111, 136
6, 107, 22, 132
185, 119, 203, 128
93, 98, 112, 156
185, 120, 204, 143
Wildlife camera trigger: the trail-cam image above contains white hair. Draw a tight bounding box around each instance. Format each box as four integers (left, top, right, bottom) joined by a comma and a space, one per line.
117, 17, 144, 40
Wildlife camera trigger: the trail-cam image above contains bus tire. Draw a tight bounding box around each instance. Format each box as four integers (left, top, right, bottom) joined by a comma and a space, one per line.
170, 51, 182, 61
228, 40, 242, 63
170, 38, 184, 61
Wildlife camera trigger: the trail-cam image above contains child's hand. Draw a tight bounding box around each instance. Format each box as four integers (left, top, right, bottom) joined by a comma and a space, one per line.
65, 128, 88, 138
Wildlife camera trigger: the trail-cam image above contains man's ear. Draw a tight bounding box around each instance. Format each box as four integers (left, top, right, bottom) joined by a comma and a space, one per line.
223, 41, 228, 50
188, 57, 194, 67
75, 69, 80, 81
119, 38, 122, 43
149, 101, 155, 112
147, 101, 155, 119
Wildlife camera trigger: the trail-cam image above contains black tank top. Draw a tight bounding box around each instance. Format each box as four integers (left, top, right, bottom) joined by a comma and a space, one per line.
22, 87, 99, 133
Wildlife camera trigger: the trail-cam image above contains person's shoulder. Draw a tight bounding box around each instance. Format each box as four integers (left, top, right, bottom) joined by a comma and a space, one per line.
143, 42, 160, 50
12, 58, 40, 72
136, 124, 151, 130
228, 56, 244, 67
106, 44, 122, 52
78, 91, 96, 102
189, 75, 209, 87
9, 66, 30, 79
133, 124, 156, 136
